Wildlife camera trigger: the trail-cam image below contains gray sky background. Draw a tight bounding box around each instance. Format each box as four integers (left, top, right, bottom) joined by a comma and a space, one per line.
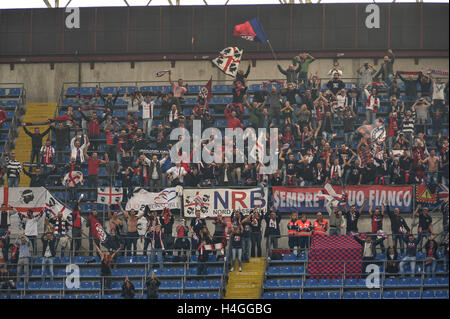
0, 0, 448, 9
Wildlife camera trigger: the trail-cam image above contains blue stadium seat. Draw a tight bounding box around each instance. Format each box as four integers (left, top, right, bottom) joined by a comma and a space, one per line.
397, 277, 410, 287
435, 290, 449, 299
208, 293, 219, 299
410, 277, 422, 286
263, 292, 275, 299
111, 269, 123, 277
422, 290, 435, 299
343, 291, 356, 299
66, 87, 80, 95
265, 279, 278, 288
279, 279, 291, 288
159, 294, 169, 299
291, 279, 302, 288
211, 280, 221, 289
293, 266, 304, 274
330, 279, 342, 287
280, 266, 293, 274
382, 291, 395, 299
437, 277, 449, 286
25, 295, 37, 299
276, 292, 289, 299
183, 293, 196, 299
305, 279, 318, 287
301, 292, 315, 299
80, 281, 93, 290
169, 293, 180, 299
317, 291, 329, 299
356, 291, 369, 299
424, 277, 437, 286
283, 254, 296, 261
384, 277, 398, 287
199, 280, 211, 289
319, 279, 332, 287
369, 291, 381, 299
289, 292, 300, 299
171, 280, 182, 289
329, 291, 341, 299
408, 290, 420, 299
344, 278, 358, 287
38, 295, 50, 299
395, 291, 409, 298
28, 282, 41, 290
125, 269, 136, 277
111, 281, 121, 290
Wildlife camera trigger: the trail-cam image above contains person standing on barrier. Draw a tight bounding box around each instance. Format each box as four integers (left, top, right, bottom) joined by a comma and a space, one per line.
424, 238, 438, 278
190, 210, 206, 255
174, 219, 190, 259
15, 234, 31, 288
250, 210, 262, 258
241, 213, 252, 263
94, 242, 121, 290
159, 208, 174, 256
212, 214, 227, 259
41, 231, 56, 285
287, 213, 300, 255
415, 205, 433, 253
353, 233, 384, 276
385, 201, 410, 254
328, 205, 345, 236
70, 202, 83, 256
344, 199, 366, 234
264, 208, 281, 251
368, 202, 386, 253
230, 225, 243, 272
400, 234, 419, 278
119, 204, 144, 257
87, 208, 101, 257
149, 225, 165, 270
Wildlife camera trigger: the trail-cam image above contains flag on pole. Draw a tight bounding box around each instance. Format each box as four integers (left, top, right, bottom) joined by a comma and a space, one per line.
156, 70, 170, 77
233, 18, 268, 43
96, 187, 123, 205
198, 78, 212, 104
212, 47, 243, 78
90, 214, 116, 250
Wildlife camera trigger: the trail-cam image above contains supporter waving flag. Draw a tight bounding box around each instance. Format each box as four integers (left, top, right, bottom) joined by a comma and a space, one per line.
63, 171, 84, 187
90, 213, 115, 250
212, 47, 243, 78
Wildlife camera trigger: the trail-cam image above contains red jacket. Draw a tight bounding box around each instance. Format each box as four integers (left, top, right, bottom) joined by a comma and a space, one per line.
224, 105, 243, 129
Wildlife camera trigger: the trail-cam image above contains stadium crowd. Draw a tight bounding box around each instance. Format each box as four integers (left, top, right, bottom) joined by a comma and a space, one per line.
0, 50, 449, 292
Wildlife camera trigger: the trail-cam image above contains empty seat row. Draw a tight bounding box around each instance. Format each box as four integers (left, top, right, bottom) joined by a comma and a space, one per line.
184, 280, 221, 289
267, 265, 305, 275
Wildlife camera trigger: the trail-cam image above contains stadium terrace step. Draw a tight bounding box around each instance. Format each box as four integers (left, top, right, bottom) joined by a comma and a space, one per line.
12, 103, 57, 187
225, 257, 266, 299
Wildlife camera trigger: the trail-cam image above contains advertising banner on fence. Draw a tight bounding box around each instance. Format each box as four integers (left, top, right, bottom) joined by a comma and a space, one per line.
272, 185, 413, 213
125, 187, 182, 212
183, 188, 268, 217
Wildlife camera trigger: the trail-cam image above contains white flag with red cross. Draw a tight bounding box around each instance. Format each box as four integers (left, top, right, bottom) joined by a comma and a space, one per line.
96, 187, 123, 205
63, 171, 84, 187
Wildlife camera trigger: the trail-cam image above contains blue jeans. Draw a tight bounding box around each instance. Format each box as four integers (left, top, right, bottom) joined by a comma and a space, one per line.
366, 110, 376, 124
242, 237, 251, 262
30, 148, 40, 164
400, 256, 416, 277
7, 177, 19, 187
329, 228, 341, 235
144, 118, 153, 138
232, 248, 242, 269
55, 145, 65, 164
41, 257, 54, 282
426, 172, 438, 186
150, 248, 163, 269
425, 259, 437, 277
344, 132, 353, 146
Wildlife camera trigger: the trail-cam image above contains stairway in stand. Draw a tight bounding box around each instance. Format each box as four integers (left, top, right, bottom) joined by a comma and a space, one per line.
224, 257, 266, 299
13, 103, 57, 186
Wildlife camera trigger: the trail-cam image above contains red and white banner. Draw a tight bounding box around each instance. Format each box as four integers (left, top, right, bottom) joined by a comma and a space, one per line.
272, 185, 413, 213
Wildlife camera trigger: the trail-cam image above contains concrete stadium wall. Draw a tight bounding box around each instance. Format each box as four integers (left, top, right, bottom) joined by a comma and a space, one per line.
1, 57, 448, 103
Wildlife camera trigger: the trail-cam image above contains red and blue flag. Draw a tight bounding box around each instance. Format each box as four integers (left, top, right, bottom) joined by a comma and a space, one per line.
233, 18, 268, 43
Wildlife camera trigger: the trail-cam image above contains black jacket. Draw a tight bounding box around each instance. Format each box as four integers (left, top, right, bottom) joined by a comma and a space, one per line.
386, 206, 410, 234
353, 235, 384, 259
121, 282, 136, 299
24, 126, 51, 149
145, 277, 160, 298
41, 237, 57, 257
264, 211, 281, 237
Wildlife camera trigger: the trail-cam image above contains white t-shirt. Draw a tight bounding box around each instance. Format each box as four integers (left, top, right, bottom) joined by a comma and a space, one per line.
141, 100, 154, 119
44, 245, 52, 258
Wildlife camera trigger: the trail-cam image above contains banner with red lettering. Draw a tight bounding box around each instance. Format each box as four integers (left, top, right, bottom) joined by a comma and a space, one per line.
272, 185, 413, 213
183, 188, 268, 217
